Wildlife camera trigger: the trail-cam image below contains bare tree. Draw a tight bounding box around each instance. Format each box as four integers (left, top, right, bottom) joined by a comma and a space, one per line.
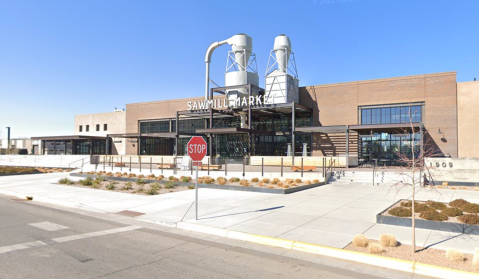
391, 107, 443, 253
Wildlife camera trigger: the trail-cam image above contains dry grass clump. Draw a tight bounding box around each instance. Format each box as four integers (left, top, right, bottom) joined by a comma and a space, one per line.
267, 185, 274, 189
304, 180, 311, 185
352, 234, 369, 247
426, 200, 447, 210
277, 182, 284, 187
258, 182, 265, 187
388, 207, 412, 217
473, 248, 479, 269
262, 178, 270, 183
202, 177, 214, 184
442, 207, 463, 217
294, 178, 302, 183
271, 178, 280, 185
218, 178, 227, 185
251, 178, 259, 183
312, 179, 319, 183
368, 243, 384, 254
229, 177, 240, 183
286, 179, 294, 184
458, 214, 479, 225
445, 249, 465, 262
461, 203, 479, 214
419, 209, 448, 221
138, 174, 144, 178
379, 234, 397, 247
240, 179, 250, 187
450, 199, 470, 208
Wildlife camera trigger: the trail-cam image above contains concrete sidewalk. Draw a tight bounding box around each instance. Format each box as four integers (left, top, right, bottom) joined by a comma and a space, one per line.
1, 171, 479, 254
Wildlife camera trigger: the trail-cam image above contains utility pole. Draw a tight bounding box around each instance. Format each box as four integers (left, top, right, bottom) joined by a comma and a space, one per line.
6, 127, 10, 149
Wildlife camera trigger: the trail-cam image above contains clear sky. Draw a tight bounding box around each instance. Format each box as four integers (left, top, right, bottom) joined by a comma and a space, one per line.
0, 0, 477, 138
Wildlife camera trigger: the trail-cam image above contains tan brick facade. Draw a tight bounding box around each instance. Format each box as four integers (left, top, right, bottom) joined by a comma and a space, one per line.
299, 72, 458, 157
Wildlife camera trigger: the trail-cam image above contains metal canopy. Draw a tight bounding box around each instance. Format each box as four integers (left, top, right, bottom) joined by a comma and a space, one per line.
31, 135, 106, 140
141, 132, 202, 138
196, 127, 274, 135
296, 125, 348, 134
107, 133, 139, 138
350, 123, 422, 133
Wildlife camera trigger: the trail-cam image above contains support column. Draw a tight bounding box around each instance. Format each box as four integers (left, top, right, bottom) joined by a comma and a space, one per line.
346, 126, 349, 168
105, 137, 110, 155
54, 140, 57, 155
291, 102, 295, 165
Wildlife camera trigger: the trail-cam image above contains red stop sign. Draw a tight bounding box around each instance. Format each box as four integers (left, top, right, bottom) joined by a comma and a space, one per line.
187, 136, 207, 161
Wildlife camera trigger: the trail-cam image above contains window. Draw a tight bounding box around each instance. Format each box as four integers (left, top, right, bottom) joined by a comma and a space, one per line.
360, 104, 422, 125
79, 125, 83, 132
86, 125, 89, 132
96, 124, 100, 131
104, 124, 108, 131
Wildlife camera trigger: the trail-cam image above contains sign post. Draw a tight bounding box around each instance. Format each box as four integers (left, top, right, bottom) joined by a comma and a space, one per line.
187, 136, 207, 220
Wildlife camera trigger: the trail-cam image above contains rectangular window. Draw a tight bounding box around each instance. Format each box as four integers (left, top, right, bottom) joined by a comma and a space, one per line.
104, 124, 108, 131
96, 124, 100, 131
360, 104, 422, 125
86, 125, 89, 132
79, 125, 83, 132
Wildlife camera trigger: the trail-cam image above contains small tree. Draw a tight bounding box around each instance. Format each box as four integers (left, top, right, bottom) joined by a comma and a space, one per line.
391, 109, 442, 253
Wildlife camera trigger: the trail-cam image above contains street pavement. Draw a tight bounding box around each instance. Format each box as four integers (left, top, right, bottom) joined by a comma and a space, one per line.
1, 171, 479, 256
0, 193, 430, 279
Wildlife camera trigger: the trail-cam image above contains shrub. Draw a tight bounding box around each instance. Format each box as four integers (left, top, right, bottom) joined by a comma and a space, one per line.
138, 174, 144, 178
271, 178, 279, 185
58, 178, 74, 185
415, 203, 430, 213
445, 249, 465, 262
379, 234, 397, 247
277, 182, 284, 187
262, 178, 270, 183
137, 186, 144, 193
426, 200, 447, 210
304, 180, 311, 185
388, 207, 412, 217
473, 248, 479, 269
96, 176, 107, 182
229, 177, 240, 183
181, 176, 191, 182
258, 182, 265, 187
461, 203, 479, 214
251, 178, 259, 183
368, 243, 384, 254
442, 207, 463, 217
136, 179, 147, 185
352, 234, 369, 247
122, 181, 133, 190
203, 177, 213, 184
400, 200, 416, 207
168, 176, 175, 181
106, 181, 117, 190
91, 181, 101, 189
158, 175, 164, 179
146, 183, 160, 195
149, 174, 156, 178
165, 181, 175, 189
267, 185, 274, 189
240, 179, 250, 187
419, 209, 448, 221
79, 177, 94, 186
458, 214, 479, 225
312, 179, 319, 183
218, 178, 227, 185
122, 172, 128, 176
450, 199, 469, 208
294, 178, 302, 183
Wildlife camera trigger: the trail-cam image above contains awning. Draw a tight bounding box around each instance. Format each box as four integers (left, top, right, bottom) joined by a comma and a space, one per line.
196, 127, 274, 135
31, 135, 106, 141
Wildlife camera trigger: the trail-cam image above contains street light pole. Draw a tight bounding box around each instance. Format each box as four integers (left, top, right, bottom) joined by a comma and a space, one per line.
5, 127, 10, 149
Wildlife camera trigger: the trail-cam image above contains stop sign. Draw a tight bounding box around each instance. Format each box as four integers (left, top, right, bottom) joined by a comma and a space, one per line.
187, 136, 207, 162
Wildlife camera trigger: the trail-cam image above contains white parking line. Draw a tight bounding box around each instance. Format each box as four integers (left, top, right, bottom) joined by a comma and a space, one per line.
0, 241, 47, 254
29, 221, 69, 231
52, 225, 141, 243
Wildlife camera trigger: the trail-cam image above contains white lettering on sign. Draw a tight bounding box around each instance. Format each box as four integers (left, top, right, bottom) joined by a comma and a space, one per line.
188, 143, 207, 154
187, 96, 271, 111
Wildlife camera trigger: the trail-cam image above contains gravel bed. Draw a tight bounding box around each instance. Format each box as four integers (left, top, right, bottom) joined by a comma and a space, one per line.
382, 199, 466, 224
346, 240, 477, 273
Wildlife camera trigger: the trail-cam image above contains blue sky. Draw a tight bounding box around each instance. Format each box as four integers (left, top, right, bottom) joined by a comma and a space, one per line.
0, 0, 477, 138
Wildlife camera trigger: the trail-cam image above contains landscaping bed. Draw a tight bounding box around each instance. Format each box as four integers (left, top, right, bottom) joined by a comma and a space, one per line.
377, 199, 479, 235
69, 171, 324, 194
345, 238, 477, 273
0, 166, 72, 176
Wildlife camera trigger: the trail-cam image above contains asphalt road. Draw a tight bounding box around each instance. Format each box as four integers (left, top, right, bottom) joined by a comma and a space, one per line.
0, 194, 430, 279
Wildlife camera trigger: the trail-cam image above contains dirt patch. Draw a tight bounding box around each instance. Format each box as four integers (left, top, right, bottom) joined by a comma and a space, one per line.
346, 240, 478, 273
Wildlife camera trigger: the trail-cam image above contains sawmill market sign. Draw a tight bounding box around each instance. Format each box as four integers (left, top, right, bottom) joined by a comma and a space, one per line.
187, 95, 269, 111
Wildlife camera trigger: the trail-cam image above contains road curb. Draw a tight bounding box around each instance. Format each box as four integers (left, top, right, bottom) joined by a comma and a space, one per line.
176, 222, 479, 279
